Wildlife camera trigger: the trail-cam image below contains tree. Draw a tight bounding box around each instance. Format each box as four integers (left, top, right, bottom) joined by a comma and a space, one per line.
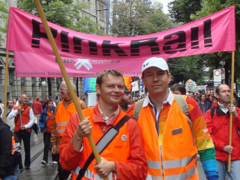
191, 0, 240, 85
110, 0, 174, 37
168, 0, 202, 23
17, 0, 105, 35
0, 1, 8, 44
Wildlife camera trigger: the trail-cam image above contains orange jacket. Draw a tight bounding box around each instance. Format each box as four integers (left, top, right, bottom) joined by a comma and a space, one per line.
55, 101, 78, 137
60, 105, 147, 180
13, 105, 31, 132
128, 99, 199, 180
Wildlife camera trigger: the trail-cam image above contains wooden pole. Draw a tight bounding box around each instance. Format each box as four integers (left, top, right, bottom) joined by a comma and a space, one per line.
33, 1, 107, 179
228, 51, 235, 172
3, 50, 9, 123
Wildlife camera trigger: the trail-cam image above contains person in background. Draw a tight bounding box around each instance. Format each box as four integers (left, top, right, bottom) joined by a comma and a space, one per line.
0, 117, 15, 180
120, 86, 133, 112
31, 97, 43, 129
171, 83, 186, 95
60, 69, 147, 180
7, 94, 35, 170
204, 84, 240, 180
27, 97, 33, 107
198, 93, 211, 115
11, 132, 21, 180
6, 100, 15, 132
127, 57, 219, 180
39, 99, 57, 165
51, 81, 87, 180
209, 90, 215, 103
49, 96, 56, 107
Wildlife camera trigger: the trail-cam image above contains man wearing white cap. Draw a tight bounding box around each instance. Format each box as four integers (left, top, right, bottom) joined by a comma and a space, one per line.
127, 57, 219, 180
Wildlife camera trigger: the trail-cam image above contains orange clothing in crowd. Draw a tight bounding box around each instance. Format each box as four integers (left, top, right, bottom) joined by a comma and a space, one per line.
46, 110, 54, 133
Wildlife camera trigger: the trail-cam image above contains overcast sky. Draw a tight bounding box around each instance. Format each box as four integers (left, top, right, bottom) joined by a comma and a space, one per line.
155, 0, 172, 14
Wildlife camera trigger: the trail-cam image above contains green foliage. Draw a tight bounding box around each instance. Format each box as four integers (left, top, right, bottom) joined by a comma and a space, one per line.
0, 1, 9, 43
168, 0, 202, 23
191, 0, 240, 85
111, 0, 174, 37
17, 0, 104, 35
168, 55, 205, 85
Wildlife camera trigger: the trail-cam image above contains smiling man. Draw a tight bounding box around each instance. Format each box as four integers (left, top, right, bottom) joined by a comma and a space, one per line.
59, 69, 147, 180
127, 57, 219, 180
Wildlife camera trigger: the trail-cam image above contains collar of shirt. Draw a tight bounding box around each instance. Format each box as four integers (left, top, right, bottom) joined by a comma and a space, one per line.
98, 104, 120, 125
218, 102, 230, 114
143, 89, 173, 120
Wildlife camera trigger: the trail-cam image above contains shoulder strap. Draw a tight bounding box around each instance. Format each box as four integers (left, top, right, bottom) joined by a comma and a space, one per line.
211, 107, 215, 119
15, 106, 29, 122
173, 94, 189, 117
132, 98, 145, 120
76, 115, 130, 180
174, 94, 195, 145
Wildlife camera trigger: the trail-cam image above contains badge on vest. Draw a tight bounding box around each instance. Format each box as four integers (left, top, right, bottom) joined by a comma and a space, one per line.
172, 128, 183, 135
121, 135, 127, 141
203, 128, 211, 140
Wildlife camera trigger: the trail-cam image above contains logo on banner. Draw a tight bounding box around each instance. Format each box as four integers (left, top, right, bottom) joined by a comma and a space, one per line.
74, 59, 92, 70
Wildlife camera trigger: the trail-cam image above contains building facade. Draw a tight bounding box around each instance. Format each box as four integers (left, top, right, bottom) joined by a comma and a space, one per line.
0, 0, 107, 101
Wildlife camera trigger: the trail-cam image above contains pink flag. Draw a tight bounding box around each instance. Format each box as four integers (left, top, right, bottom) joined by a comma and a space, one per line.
6, 6, 236, 77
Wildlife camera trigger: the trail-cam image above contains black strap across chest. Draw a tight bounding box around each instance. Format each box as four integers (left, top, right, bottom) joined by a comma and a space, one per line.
76, 115, 130, 180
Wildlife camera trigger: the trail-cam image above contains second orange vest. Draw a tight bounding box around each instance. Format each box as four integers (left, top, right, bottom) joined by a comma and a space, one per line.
138, 98, 199, 180
55, 101, 77, 137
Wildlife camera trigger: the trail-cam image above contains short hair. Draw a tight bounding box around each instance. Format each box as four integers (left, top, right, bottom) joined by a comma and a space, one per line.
45, 99, 53, 106
200, 93, 206, 100
7, 99, 13, 105
61, 81, 76, 92
0, 99, 2, 103
170, 83, 186, 95
96, 69, 123, 86
215, 84, 228, 95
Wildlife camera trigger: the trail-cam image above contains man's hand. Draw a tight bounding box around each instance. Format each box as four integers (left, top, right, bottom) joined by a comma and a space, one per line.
75, 117, 92, 139
18, 106, 21, 113
52, 145, 56, 154
20, 125, 25, 130
94, 157, 116, 178
229, 105, 238, 117
223, 145, 233, 154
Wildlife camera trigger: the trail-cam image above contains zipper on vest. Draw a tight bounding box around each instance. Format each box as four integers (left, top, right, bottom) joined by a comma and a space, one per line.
160, 145, 164, 178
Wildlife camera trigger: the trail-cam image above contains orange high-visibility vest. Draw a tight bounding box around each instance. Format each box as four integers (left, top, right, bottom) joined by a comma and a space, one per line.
13, 105, 31, 132
55, 101, 77, 137
12, 135, 17, 155
71, 108, 131, 180
138, 98, 199, 180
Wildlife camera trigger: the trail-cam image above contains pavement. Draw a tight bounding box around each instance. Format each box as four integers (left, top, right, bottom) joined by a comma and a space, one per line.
19, 131, 58, 180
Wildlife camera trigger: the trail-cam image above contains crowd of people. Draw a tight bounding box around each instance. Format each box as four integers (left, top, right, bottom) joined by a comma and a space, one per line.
0, 56, 240, 180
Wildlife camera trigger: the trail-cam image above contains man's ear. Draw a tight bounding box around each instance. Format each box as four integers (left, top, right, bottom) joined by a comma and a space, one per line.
95, 84, 100, 95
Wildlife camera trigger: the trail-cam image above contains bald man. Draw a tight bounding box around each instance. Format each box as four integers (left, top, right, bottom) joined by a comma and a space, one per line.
7, 94, 35, 169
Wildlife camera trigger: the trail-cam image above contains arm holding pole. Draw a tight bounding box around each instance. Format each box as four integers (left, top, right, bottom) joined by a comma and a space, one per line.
33, 1, 107, 179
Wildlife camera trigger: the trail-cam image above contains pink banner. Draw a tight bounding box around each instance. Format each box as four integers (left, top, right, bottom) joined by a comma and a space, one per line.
7, 6, 236, 77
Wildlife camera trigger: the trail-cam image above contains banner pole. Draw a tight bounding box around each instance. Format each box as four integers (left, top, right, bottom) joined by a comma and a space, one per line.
228, 51, 235, 172
3, 51, 9, 123
33, 1, 106, 178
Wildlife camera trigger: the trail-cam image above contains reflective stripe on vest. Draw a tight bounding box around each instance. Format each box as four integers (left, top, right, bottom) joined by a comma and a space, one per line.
56, 128, 65, 134
147, 160, 161, 169
73, 166, 117, 180
146, 174, 162, 180
56, 122, 68, 127
164, 155, 195, 169
95, 128, 118, 152
165, 166, 196, 180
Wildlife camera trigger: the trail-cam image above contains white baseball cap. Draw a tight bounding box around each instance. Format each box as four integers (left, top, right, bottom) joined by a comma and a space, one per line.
141, 57, 169, 73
